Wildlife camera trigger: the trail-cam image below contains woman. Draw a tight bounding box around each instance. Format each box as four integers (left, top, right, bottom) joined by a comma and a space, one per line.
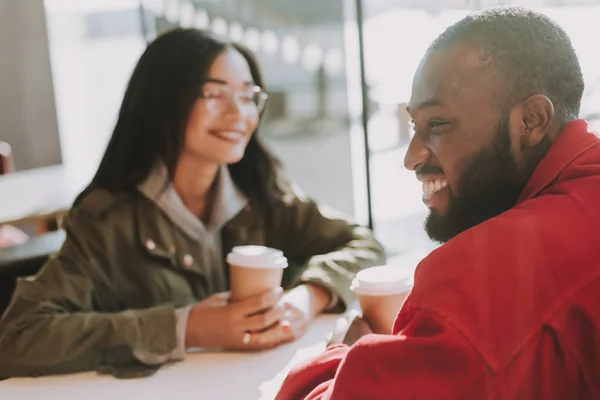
0, 29, 385, 378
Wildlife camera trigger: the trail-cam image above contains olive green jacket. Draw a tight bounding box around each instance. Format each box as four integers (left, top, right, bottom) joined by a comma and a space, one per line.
0, 187, 385, 378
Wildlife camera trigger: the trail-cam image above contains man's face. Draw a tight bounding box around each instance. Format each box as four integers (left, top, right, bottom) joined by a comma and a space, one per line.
405, 44, 546, 243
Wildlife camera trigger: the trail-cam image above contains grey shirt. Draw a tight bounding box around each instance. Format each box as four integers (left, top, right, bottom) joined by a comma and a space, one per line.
133, 163, 247, 364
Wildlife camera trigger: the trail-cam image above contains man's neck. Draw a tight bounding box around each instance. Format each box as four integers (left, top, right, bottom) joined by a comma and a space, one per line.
549, 118, 572, 144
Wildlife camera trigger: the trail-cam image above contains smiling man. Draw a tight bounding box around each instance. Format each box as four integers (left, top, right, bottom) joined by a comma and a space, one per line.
276, 6, 600, 399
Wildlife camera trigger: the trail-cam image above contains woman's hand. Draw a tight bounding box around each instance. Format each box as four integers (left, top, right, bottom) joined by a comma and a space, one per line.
185, 287, 289, 350
278, 284, 332, 344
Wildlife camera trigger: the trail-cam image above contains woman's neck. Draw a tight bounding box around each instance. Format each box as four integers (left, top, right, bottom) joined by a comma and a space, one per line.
172, 155, 221, 220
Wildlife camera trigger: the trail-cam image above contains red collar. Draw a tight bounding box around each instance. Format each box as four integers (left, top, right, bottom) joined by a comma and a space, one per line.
517, 120, 599, 204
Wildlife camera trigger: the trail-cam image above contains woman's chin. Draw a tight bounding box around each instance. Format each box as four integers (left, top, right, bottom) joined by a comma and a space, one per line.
183, 147, 245, 165
221, 152, 245, 165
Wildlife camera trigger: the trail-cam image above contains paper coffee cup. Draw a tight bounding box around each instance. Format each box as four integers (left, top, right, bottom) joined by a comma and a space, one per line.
350, 265, 412, 334
227, 245, 288, 302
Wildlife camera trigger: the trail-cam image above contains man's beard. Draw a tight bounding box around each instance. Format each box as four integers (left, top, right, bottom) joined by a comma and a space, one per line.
425, 116, 550, 243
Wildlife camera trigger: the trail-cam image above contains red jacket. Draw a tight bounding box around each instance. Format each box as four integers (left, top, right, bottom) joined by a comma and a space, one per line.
276, 120, 600, 399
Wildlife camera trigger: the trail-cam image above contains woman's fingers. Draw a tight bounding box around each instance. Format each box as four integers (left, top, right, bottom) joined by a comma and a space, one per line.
230, 287, 283, 317
241, 322, 287, 350
244, 304, 285, 332
281, 317, 307, 344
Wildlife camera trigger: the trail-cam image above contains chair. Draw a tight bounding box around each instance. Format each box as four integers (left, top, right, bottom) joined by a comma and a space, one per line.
0, 141, 29, 248
0, 230, 65, 318
0, 141, 15, 175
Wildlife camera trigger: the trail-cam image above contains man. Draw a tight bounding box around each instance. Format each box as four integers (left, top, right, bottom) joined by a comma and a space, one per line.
276, 6, 600, 399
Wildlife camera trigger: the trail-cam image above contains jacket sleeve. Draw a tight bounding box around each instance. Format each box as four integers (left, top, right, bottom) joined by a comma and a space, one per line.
131, 305, 192, 365
273, 184, 386, 310
275, 308, 493, 400
0, 208, 178, 378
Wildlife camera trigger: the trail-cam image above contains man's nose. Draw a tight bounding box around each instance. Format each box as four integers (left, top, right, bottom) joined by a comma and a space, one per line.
404, 134, 430, 171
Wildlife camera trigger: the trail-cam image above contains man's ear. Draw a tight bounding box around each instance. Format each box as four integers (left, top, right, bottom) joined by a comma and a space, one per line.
515, 94, 555, 149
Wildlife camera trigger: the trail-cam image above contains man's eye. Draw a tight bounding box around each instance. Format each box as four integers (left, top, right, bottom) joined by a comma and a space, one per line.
429, 120, 447, 128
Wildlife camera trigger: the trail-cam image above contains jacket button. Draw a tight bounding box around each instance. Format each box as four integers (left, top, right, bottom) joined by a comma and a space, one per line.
183, 254, 194, 266
283, 194, 294, 205
145, 239, 156, 250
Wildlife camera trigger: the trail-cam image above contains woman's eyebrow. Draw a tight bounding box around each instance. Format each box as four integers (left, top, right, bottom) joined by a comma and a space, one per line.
205, 78, 255, 86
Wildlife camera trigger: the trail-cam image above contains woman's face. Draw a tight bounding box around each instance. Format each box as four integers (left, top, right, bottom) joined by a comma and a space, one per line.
183, 47, 264, 165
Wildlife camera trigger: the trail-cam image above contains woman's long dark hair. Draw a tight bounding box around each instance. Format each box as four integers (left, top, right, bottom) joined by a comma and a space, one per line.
78, 28, 284, 217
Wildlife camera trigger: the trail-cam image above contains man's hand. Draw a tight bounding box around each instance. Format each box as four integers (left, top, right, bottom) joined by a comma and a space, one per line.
327, 310, 373, 347
343, 316, 373, 346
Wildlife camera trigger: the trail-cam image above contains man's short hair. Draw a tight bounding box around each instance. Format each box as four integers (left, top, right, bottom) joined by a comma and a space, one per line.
430, 6, 584, 123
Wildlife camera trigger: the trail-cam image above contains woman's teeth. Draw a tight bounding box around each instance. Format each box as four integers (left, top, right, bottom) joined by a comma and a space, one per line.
213, 131, 244, 140
422, 178, 449, 197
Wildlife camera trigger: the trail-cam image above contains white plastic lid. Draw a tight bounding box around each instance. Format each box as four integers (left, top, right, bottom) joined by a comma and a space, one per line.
226, 245, 288, 269
350, 265, 412, 296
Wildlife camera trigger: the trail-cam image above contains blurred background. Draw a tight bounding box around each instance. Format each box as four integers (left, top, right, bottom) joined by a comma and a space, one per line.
2, 0, 599, 265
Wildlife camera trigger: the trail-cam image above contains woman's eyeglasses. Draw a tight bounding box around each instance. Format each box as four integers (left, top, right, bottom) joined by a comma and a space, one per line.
199, 82, 268, 116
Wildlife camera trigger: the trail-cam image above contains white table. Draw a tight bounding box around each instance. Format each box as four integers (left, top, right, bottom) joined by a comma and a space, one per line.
0, 164, 89, 227
0, 315, 339, 400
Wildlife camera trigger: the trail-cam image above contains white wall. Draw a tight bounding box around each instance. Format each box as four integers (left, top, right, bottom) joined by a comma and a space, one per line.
44, 1, 145, 182
0, 0, 61, 171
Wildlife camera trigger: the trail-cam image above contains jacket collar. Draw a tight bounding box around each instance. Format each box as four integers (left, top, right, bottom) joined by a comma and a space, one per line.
137, 162, 248, 241
517, 120, 600, 204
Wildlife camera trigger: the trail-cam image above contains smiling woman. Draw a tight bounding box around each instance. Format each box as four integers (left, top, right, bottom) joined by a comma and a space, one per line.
183, 51, 269, 167
0, 28, 385, 379
87, 30, 280, 218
